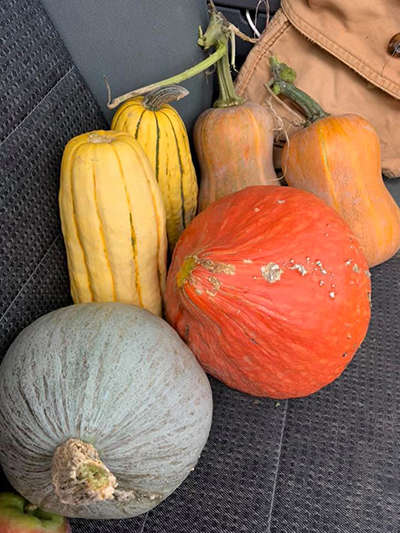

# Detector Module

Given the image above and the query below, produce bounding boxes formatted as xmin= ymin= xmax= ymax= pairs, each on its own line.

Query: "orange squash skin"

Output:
xmin=165 ymin=186 xmax=371 ymax=400
xmin=194 ymin=102 xmax=279 ymax=212
xmin=282 ymin=114 xmax=400 ymax=268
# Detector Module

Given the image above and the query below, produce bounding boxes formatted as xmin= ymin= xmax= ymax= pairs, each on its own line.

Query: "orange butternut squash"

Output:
xmin=269 ymin=56 xmax=400 ymax=268
xmin=194 ymin=98 xmax=279 ymax=212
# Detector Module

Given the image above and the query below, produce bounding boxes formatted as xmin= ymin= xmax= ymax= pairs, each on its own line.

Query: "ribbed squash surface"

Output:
xmin=111 ymin=97 xmax=198 ymax=250
xmin=59 ymin=130 xmax=167 ymax=316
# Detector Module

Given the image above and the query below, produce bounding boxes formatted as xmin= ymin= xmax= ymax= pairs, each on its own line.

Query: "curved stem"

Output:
xmin=143 ymin=85 xmax=189 ymax=111
xmin=52 ymin=439 xmax=116 ymax=505
xmin=106 ymin=42 xmax=226 ymax=109
xmin=106 ymin=4 xmax=248 ymax=111
xmin=267 ymin=55 xmax=329 ymax=125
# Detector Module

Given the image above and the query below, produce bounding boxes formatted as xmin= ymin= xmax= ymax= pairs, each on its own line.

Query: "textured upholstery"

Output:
xmin=1 ymin=1 xmax=400 ymax=532
xmin=0 ymin=0 xmax=107 ymax=357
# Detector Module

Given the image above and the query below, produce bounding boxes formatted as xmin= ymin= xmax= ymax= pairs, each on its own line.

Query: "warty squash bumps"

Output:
xmin=59 ymin=130 xmax=167 ymax=316
xmin=0 ymin=303 xmax=213 ymax=519
xmin=166 ymin=186 xmax=371 ymax=399
xmin=269 ymin=56 xmax=400 ymax=268
xmin=111 ymin=86 xmax=198 ymax=251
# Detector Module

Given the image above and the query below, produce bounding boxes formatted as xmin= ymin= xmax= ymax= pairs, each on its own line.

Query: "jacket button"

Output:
xmin=388 ymin=33 xmax=400 ymax=57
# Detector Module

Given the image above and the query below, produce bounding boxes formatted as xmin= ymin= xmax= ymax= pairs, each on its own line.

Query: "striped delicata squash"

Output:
xmin=59 ymin=130 xmax=167 ymax=316
xmin=111 ymin=85 xmax=198 ymax=251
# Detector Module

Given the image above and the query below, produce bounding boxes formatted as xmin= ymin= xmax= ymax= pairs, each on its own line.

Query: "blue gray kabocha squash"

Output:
xmin=0 ymin=303 xmax=213 ymax=519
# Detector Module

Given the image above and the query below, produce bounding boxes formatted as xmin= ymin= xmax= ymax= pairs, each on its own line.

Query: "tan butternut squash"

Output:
xmin=193 ymin=9 xmax=279 ymax=213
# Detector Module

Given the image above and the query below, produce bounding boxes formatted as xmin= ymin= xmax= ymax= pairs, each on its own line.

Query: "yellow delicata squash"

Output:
xmin=59 ymin=130 xmax=167 ymax=316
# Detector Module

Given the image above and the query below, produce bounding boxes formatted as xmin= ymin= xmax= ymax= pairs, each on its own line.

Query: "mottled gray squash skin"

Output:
xmin=0 ymin=303 xmax=213 ymax=519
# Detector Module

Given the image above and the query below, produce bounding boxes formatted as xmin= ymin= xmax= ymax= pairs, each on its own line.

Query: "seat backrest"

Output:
xmin=40 ymin=0 xmax=214 ymax=131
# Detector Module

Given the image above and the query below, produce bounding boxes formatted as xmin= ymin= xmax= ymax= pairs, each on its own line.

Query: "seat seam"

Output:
xmin=0 ymin=234 xmax=62 ymax=326
xmin=267 ymin=399 xmax=288 ymax=533
xmin=0 ymin=65 xmax=75 ymax=149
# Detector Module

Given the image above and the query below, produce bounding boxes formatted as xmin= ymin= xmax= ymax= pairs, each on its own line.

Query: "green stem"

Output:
xmin=106 ymin=5 xmax=242 ymax=110
xmin=214 ymin=45 xmax=244 ymax=108
xmin=267 ymin=55 xmax=329 ymax=125
xmin=106 ymin=44 xmax=225 ymax=109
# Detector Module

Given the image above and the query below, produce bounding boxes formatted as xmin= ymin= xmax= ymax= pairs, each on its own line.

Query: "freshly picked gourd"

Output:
xmin=268 ymin=56 xmax=400 ymax=268
xmin=193 ymin=7 xmax=279 ymax=212
xmin=165 ymin=185 xmax=371 ymax=399
xmin=59 ymin=130 xmax=167 ymax=316
xmin=0 ymin=303 xmax=213 ymax=519
xmin=111 ymin=86 xmax=198 ymax=251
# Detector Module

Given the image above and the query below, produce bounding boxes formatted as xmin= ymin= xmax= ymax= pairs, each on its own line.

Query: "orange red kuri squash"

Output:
xmin=269 ymin=56 xmax=400 ymax=268
xmin=165 ymin=185 xmax=371 ymax=399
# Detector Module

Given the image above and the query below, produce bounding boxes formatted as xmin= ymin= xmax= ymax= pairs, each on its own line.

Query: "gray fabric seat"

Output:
xmin=1 ymin=1 xmax=400 ymax=532
xmin=39 ymin=0 xmax=214 ymax=132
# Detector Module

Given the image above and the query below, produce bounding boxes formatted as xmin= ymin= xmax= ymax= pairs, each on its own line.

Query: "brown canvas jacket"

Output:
xmin=235 ymin=0 xmax=400 ymax=177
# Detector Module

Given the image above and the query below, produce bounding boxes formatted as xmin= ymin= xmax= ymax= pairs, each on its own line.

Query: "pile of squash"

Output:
xmin=1 ymin=1 xmax=399 ymax=524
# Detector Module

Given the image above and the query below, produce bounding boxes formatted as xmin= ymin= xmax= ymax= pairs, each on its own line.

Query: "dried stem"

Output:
xmin=52 ymin=439 xmax=116 ymax=506
xmin=143 ymin=85 xmax=189 ymax=111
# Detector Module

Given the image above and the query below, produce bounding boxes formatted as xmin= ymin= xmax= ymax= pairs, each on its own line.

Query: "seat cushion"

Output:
xmin=0 ymin=0 xmax=107 ymax=358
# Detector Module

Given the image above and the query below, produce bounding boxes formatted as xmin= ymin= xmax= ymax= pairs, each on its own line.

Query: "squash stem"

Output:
xmin=143 ymin=85 xmax=189 ymax=112
xmin=107 ymin=40 xmax=226 ymax=109
xmin=52 ymin=439 xmax=117 ymax=505
xmin=267 ymin=55 xmax=329 ymax=124
xmin=107 ymin=5 xmax=237 ymax=110
xmin=214 ymin=41 xmax=244 ymax=108
xmin=198 ymin=8 xmax=244 ymax=108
